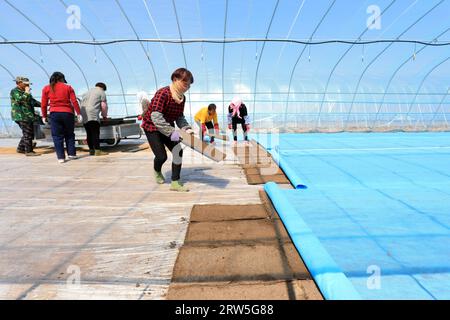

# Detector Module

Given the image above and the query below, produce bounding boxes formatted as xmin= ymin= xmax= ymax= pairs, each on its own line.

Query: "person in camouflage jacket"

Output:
xmin=10 ymin=76 xmax=41 ymax=156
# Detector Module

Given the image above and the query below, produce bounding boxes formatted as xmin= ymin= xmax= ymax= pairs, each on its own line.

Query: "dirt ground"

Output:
xmin=167 ymin=143 xmax=323 ymax=300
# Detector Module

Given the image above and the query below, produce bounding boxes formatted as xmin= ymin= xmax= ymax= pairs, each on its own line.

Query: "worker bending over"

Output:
xmin=80 ymin=82 xmax=109 ymax=156
xmin=194 ymin=103 xmax=220 ymax=145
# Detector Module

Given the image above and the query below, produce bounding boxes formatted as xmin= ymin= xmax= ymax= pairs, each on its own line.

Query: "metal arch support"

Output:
xmin=344 ymin=0 xmax=444 ymax=130
xmin=115 ymin=0 xmax=158 ymax=90
xmin=315 ymin=0 xmax=397 ymax=129
xmin=142 ymin=0 xmax=171 ymax=74
xmin=284 ymin=0 xmax=337 ymax=126
xmin=83 ymin=0 xmax=140 ymax=89
xmin=0 ymin=63 xmax=15 ymax=136
xmin=428 ymin=88 xmax=450 ymax=129
xmin=405 ymin=56 xmax=450 ymax=124
xmin=4 ymin=0 xmax=89 ymax=90
xmin=195 ymin=0 xmax=210 ymax=93
xmin=59 ymin=0 xmax=129 ymax=114
xmin=171 ymin=0 xmax=188 ymax=69
xmin=0 ymin=35 xmax=50 ymax=78
xmin=3 ymin=38 xmax=450 ymax=46
xmin=53 ymin=46 xmax=89 ymax=90
xmin=371 ymin=27 xmax=450 ymax=129
xmin=252 ymin=0 xmax=280 ymax=127
xmin=171 ymin=0 xmax=192 ymax=123
xmin=221 ymin=0 xmax=229 ymax=129
xmin=0 ymin=62 xmax=14 ymax=79
xmin=276 ymin=0 xmax=306 ymax=122
xmin=238 ymin=0 xmax=254 ymax=92
xmin=274 ymin=0 xmax=306 ymax=74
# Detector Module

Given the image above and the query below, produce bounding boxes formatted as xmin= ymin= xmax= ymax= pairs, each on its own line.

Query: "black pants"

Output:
xmin=232 ymin=118 xmax=248 ymax=141
xmin=84 ymin=121 xmax=100 ymax=150
xmin=145 ymin=130 xmax=183 ymax=181
xmin=50 ymin=112 xmax=76 ymax=159
xmin=198 ymin=121 xmax=215 ymax=143
xmin=16 ymin=121 xmax=34 ymax=152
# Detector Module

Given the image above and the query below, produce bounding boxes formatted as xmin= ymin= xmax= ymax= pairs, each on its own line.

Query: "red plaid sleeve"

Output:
xmin=151 ymin=87 xmax=169 ymax=113
xmin=142 ymin=87 xmax=170 ymax=132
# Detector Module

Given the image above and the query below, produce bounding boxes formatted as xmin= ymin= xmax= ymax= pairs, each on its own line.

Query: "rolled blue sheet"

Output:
xmin=270 ymin=148 xmax=306 ymax=189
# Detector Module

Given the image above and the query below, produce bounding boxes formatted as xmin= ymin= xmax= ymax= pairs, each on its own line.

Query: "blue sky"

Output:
xmin=0 ymin=0 xmax=449 ymax=119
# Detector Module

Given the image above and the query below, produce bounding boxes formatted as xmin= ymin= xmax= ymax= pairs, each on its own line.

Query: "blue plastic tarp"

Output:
xmin=259 ymin=132 xmax=450 ymax=300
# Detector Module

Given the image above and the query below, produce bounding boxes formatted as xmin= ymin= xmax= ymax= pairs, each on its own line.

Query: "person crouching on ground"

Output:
xmin=141 ymin=68 xmax=195 ymax=192
xmin=227 ymin=97 xmax=250 ymax=145
xmin=41 ymin=72 xmax=82 ymax=163
xmin=80 ymin=82 xmax=109 ymax=156
xmin=194 ymin=104 xmax=220 ymax=145
xmin=10 ymin=76 xmax=41 ymax=156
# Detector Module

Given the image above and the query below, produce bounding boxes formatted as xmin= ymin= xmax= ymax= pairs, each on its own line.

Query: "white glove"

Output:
xmin=184 ymin=128 xmax=194 ymax=135
xmin=77 ymin=114 xmax=83 ymax=123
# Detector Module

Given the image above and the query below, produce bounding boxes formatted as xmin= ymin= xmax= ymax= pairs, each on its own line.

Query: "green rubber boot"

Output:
xmin=154 ymin=171 xmax=165 ymax=184
xmin=170 ymin=180 xmax=189 ymax=192
xmin=95 ymin=150 xmax=109 ymax=156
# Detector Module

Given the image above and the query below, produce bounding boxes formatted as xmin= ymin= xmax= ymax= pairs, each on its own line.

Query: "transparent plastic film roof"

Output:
xmin=0 ymin=0 xmax=449 ymax=136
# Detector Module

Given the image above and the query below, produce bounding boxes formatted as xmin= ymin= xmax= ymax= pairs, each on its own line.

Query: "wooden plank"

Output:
xmin=260 ymin=167 xmax=284 ymax=175
xmin=246 ymin=174 xmax=264 ymax=185
xmin=241 ymin=163 xmax=274 ymax=169
xmin=179 ymin=131 xmax=226 ymax=162
xmin=244 ymin=168 xmax=259 ymax=175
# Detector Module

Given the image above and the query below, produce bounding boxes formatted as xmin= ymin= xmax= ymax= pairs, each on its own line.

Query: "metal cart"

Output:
xmin=37 ymin=117 xmax=142 ymax=147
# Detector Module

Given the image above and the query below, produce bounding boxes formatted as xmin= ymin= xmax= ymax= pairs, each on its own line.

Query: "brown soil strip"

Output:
xmin=190 ymin=204 xmax=268 ymax=222
xmin=172 ymin=244 xmax=298 ymax=282
xmin=232 ymin=140 xmax=291 ymax=186
xmin=168 ymin=280 xmax=322 ymax=300
xmin=171 ymin=241 xmax=311 ymax=283
xmin=168 ymin=202 xmax=322 ymax=299
xmin=167 ymin=142 xmax=322 ymax=300
xmin=184 ymin=219 xmax=290 ymax=245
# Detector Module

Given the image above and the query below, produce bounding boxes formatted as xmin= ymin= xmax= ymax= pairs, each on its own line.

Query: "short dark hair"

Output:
xmin=171 ymin=68 xmax=194 ymax=84
xmin=208 ymin=103 xmax=217 ymax=111
xmin=95 ymin=82 xmax=107 ymax=91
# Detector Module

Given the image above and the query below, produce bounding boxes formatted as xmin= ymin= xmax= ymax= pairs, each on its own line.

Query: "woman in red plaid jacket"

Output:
xmin=142 ymin=68 xmax=195 ymax=192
